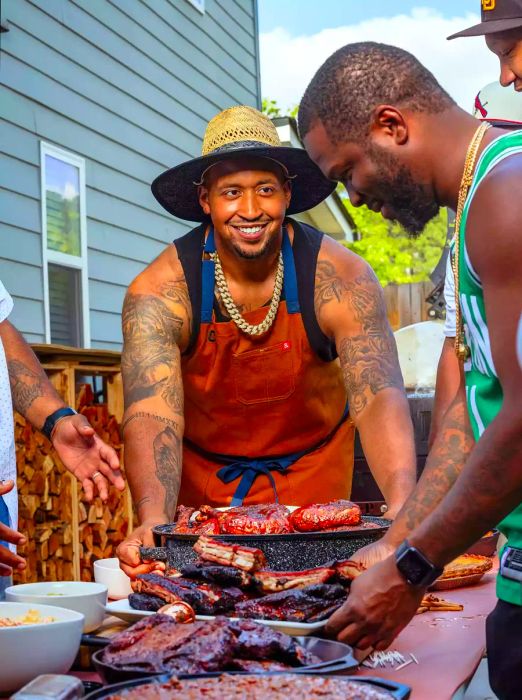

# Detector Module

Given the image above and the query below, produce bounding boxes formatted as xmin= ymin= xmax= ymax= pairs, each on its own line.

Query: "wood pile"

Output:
xmin=14 ymin=357 xmax=133 ymax=583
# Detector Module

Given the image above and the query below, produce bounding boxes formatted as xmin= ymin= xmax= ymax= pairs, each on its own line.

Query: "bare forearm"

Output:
xmin=356 ymin=388 xmax=416 ymax=514
xmin=384 ymin=387 xmax=474 ymax=546
xmin=122 ymin=410 xmax=184 ymax=523
xmin=411 ymin=405 xmax=522 ymax=565
xmin=429 ymin=338 xmax=460 ymax=449
xmin=0 ymin=320 xmax=65 ymax=426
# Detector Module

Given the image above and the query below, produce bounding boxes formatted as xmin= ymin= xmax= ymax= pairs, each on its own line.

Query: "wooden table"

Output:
xmin=357 ymin=569 xmax=497 ymax=699
xmin=73 ymin=569 xmax=498 ymax=699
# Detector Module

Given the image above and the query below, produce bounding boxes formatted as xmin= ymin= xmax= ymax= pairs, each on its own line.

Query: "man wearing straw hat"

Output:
xmin=117 ymin=105 xmax=416 ymax=578
xmin=299 ymin=42 xmax=522 ymax=697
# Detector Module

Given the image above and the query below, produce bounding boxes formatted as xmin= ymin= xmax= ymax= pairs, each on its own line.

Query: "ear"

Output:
xmin=369 ymin=105 xmax=409 ymax=145
xmin=198 ymin=185 xmax=211 ymax=215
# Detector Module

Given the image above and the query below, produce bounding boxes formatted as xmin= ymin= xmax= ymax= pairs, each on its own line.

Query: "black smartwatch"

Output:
xmin=395 ymin=540 xmax=443 ymax=587
xmin=42 ymin=407 xmax=77 ymax=441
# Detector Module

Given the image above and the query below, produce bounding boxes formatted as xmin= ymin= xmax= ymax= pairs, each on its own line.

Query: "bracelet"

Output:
xmin=42 ymin=407 xmax=77 ymax=441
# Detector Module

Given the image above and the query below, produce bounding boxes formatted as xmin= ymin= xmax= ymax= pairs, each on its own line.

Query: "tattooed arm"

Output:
xmin=315 ymin=242 xmax=416 ymax=519
xmin=117 ymin=249 xmax=191 ymax=577
xmin=0 ymin=320 xmax=123 ymax=501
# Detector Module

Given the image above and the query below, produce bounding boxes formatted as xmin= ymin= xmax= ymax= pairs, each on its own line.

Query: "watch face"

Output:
xmin=397 ymin=547 xmax=433 ymax=586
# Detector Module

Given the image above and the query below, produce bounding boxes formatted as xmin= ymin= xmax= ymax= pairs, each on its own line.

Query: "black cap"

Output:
xmin=448 ymin=0 xmax=522 ymax=39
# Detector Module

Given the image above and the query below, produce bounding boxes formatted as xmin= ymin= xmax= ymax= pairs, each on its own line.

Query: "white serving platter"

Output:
xmin=105 ymin=598 xmax=327 ymax=636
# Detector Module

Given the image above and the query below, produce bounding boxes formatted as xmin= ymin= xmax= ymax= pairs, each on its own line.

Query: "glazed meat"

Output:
xmin=102 ymin=616 xmax=321 ymax=676
xmin=216 ymin=504 xmax=292 ymax=535
xmin=102 ymin=615 xmax=236 ymax=674
xmin=253 ymin=565 xmax=335 ymax=593
xmin=228 ymin=659 xmax=292 ymax=672
xmin=229 ymin=618 xmax=320 ymax=666
xmin=334 ymin=559 xmax=366 ymax=585
xmin=128 ymin=593 xmax=166 ymax=612
xmin=289 ymin=499 xmax=362 ymax=532
xmin=180 ymin=561 xmax=252 ymax=588
xmin=171 ymin=505 xmax=220 ymax=535
xmin=194 ymin=536 xmax=267 ymax=572
xmin=234 ymin=583 xmax=347 ymax=622
xmin=133 ymin=573 xmax=247 ymax=614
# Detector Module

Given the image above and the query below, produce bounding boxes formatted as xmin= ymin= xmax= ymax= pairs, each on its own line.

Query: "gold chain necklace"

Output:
xmin=452 ymin=122 xmax=491 ymax=361
xmin=210 ymin=251 xmax=284 ymax=336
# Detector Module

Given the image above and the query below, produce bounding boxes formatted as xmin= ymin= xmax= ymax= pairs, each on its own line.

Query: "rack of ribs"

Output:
xmin=196 ymin=503 xmax=292 ymax=535
xmin=334 ymin=559 xmax=366 ymax=584
xmin=253 ymin=565 xmax=336 ymax=593
xmin=101 ymin=615 xmax=320 ymax=676
xmin=194 ymin=536 xmax=267 ymax=572
xmin=171 ymin=505 xmax=220 ymax=535
xmin=180 ymin=561 xmax=252 ymax=588
xmin=289 ymin=499 xmax=362 ymax=532
xmin=234 ymin=583 xmax=347 ymax=622
xmin=132 ymin=573 xmax=247 ymax=615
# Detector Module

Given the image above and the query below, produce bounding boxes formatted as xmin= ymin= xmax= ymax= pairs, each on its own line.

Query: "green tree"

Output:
xmin=262 ymin=98 xmax=298 ymax=120
xmin=342 ymin=195 xmax=447 ymax=286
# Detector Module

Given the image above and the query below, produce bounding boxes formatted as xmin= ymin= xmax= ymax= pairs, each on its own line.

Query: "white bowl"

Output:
xmin=93 ymin=558 xmax=132 ymax=600
xmin=5 ymin=581 xmax=107 ymax=633
xmin=0 ymin=601 xmax=84 ymax=694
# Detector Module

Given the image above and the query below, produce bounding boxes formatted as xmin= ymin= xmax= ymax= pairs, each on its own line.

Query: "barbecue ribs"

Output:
xmin=171 ymin=505 xmax=220 ymax=535
xmin=234 ymin=583 xmax=347 ymax=622
xmin=289 ymin=499 xmax=362 ymax=532
xmin=180 ymin=561 xmax=252 ymax=588
xmin=196 ymin=504 xmax=292 ymax=535
xmin=253 ymin=565 xmax=335 ymax=593
xmin=133 ymin=573 xmax=247 ymax=614
xmin=194 ymin=536 xmax=267 ymax=572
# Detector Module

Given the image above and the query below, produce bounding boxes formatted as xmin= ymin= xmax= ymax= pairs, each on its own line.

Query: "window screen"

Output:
xmin=48 ymin=264 xmax=82 ymax=347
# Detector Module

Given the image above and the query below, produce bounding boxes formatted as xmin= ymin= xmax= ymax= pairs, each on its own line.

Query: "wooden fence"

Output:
xmin=383 ymin=282 xmax=433 ymax=331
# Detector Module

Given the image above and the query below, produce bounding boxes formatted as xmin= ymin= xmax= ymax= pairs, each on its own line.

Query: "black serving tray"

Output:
xmin=85 ymin=672 xmax=411 ymax=699
xmin=150 ymin=515 xmax=389 ymax=571
xmin=91 ymin=635 xmax=358 ymax=684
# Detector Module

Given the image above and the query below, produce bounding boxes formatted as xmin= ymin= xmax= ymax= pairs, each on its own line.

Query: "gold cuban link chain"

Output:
xmin=452 ymin=122 xmax=491 ymax=362
xmin=210 ymin=250 xmax=284 ymax=336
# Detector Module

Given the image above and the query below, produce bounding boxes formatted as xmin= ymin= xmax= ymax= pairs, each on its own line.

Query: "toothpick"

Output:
xmin=395 ymin=658 xmax=414 ymax=671
xmin=410 ymin=653 xmax=419 ymax=664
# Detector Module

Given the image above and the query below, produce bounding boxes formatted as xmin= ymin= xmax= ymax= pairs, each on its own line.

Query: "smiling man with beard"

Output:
xmin=117 ymin=105 xmax=417 ymax=579
xmin=299 ymin=43 xmax=522 ymax=698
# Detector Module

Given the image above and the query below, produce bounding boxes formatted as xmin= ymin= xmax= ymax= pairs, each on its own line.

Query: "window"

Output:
xmin=40 ymin=143 xmax=90 ymax=347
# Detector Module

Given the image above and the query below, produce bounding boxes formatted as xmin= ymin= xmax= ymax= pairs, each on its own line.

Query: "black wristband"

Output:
xmin=42 ymin=407 xmax=77 ymax=441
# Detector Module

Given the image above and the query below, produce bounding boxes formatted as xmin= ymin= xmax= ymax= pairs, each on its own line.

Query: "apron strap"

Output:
xmin=200 ymin=226 xmax=300 ymax=324
xmin=186 ymin=403 xmax=350 ymax=506
xmin=201 ymin=226 xmax=216 ymax=324
xmin=281 ymin=226 xmax=300 ymax=314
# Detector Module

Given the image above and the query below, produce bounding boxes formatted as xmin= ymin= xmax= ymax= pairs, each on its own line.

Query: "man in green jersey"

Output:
xmin=299 ymin=42 xmax=522 ymax=699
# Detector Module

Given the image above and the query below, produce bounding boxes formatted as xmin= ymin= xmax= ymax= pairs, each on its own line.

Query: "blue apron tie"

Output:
xmin=186 ymin=403 xmax=350 ymax=506
xmin=200 ymin=225 xmax=300 ymax=325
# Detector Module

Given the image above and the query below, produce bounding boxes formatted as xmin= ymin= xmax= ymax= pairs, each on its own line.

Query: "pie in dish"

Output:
xmin=438 ymin=554 xmax=493 ymax=580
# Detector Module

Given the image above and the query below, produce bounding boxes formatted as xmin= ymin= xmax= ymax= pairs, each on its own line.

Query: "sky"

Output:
xmin=257 ymin=1 xmax=500 ymax=114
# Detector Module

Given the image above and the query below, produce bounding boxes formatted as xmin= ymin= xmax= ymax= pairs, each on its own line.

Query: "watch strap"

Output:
xmin=42 ymin=407 xmax=77 ymax=441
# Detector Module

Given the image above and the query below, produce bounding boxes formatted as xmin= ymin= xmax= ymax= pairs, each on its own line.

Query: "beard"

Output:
xmin=367 ymin=144 xmax=440 ymax=236
xmin=230 ymin=228 xmax=281 ymax=260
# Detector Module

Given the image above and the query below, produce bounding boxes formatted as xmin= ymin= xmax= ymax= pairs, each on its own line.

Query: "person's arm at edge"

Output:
xmin=428 ymin=337 xmax=461 ymax=449
xmin=315 ymin=241 xmax=416 ymax=518
xmin=117 ymin=254 xmax=189 ymax=577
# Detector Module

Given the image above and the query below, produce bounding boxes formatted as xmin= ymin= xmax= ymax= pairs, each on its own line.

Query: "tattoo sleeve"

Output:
xmin=318 ymin=266 xmax=403 ymax=418
xmin=153 ymin=426 xmax=182 ymax=522
xmin=386 ymin=389 xmax=475 ymax=544
xmin=121 ymin=292 xmax=184 ymax=414
xmin=8 ymin=359 xmax=49 ymax=415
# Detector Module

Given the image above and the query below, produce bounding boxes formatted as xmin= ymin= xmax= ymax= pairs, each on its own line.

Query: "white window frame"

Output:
xmin=40 ymin=142 xmax=91 ymax=348
xmin=185 ymin=0 xmax=205 ymax=13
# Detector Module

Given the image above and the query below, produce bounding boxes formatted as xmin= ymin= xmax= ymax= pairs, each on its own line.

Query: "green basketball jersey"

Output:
xmin=458 ymin=129 xmax=522 ymax=606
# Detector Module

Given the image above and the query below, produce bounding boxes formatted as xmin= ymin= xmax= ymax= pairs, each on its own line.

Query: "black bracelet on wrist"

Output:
xmin=42 ymin=407 xmax=77 ymax=441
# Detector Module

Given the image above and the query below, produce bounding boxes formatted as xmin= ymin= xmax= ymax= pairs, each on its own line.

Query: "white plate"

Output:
xmin=105 ymin=599 xmax=327 ymax=636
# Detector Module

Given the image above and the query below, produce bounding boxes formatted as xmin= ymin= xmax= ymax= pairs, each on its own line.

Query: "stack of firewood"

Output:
xmin=14 ymin=382 xmax=133 ymax=583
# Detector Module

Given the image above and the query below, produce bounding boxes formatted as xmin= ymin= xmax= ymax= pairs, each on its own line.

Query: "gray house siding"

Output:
xmin=0 ymin=0 xmax=260 ymax=350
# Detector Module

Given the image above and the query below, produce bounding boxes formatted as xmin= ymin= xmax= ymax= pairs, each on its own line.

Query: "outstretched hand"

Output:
xmin=0 ymin=480 xmax=26 ymax=576
xmin=326 ymin=555 xmax=425 ymax=650
xmin=51 ymin=414 xmax=125 ymax=502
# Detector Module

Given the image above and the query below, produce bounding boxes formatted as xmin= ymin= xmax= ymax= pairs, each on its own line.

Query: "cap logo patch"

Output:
xmin=482 ymin=0 xmax=496 ymax=10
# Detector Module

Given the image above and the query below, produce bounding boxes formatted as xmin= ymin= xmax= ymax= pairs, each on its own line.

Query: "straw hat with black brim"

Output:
xmin=151 ymin=105 xmax=336 ymax=223
xmin=447 ymin=0 xmax=522 ymax=39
